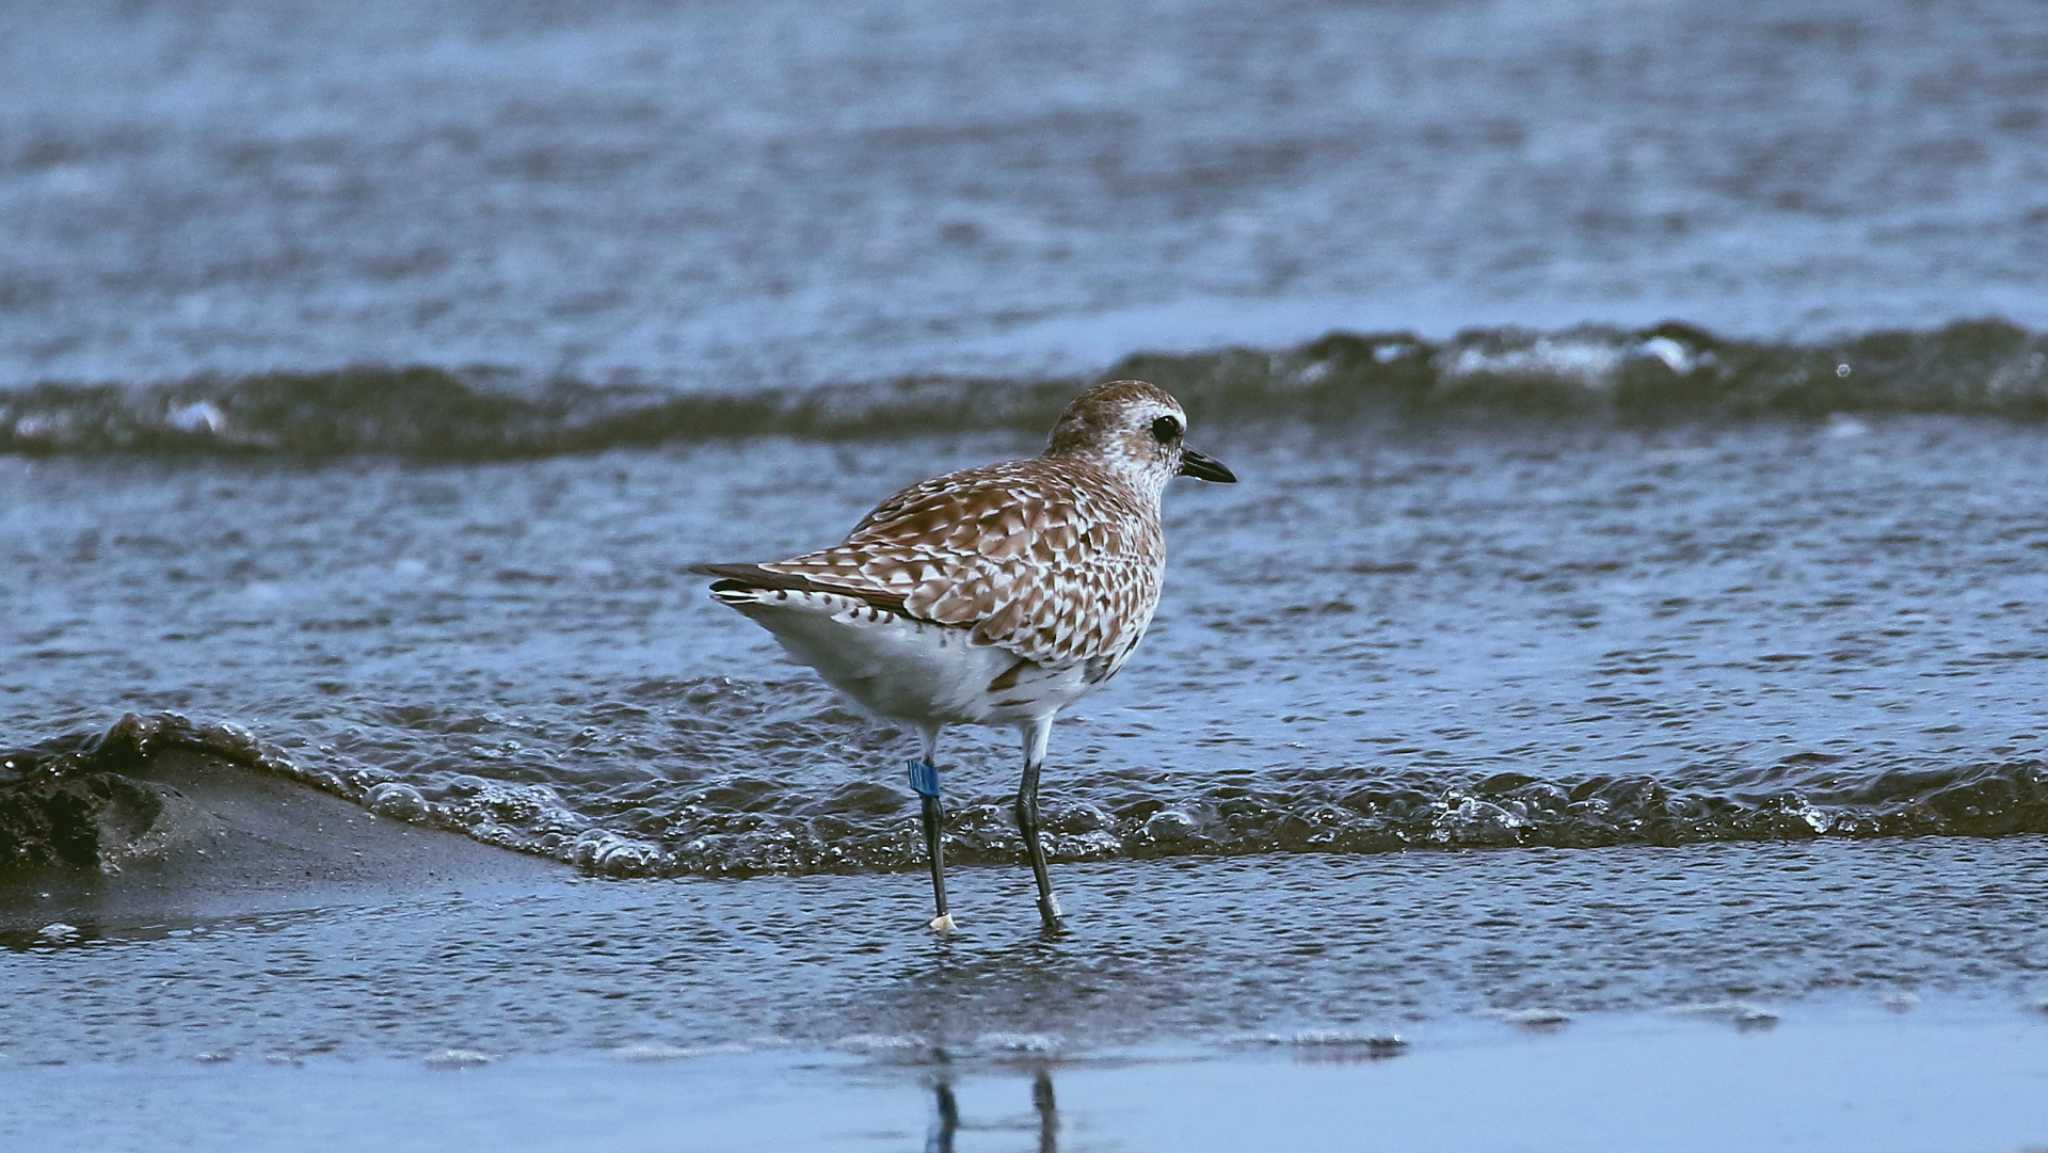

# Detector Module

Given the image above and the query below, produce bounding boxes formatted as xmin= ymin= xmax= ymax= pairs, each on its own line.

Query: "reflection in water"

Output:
xmin=925 ymin=1069 xmax=1058 ymax=1153
xmin=926 ymin=1081 xmax=958 ymax=1153
xmin=1032 ymin=1071 xmax=1057 ymax=1152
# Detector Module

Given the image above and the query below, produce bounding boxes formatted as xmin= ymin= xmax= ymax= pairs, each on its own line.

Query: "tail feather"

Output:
xmin=689 ymin=562 xmax=910 ymax=614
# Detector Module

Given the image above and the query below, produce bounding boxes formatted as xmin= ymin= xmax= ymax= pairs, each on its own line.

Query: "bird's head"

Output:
xmin=1042 ymin=380 xmax=1236 ymax=500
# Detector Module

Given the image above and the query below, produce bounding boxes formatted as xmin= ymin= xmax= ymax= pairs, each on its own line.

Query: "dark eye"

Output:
xmin=1150 ymin=415 xmax=1181 ymax=444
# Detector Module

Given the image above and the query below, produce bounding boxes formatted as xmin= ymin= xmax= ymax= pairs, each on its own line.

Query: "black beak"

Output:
xmin=1178 ymin=446 xmax=1237 ymax=483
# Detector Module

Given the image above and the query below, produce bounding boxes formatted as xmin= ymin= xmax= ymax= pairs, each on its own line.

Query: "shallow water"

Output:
xmin=8 ymin=842 xmax=2048 ymax=1064
xmin=8 ymin=1007 xmax=2047 ymax=1153
xmin=8 ymin=416 xmax=2047 ymax=873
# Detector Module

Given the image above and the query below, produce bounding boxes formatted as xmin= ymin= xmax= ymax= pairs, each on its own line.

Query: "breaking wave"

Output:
xmin=3 ymin=320 xmax=2044 ymax=459
xmin=5 ymin=713 xmax=2043 ymax=879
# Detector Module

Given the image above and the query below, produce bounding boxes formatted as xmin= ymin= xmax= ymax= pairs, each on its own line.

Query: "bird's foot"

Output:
xmin=929 ymin=913 xmax=957 ymax=934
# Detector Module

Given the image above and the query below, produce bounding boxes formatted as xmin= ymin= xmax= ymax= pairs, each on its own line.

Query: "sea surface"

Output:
xmin=5 ymin=0 xmax=2045 ymax=392
xmin=5 ymin=0 xmax=2048 ymax=1019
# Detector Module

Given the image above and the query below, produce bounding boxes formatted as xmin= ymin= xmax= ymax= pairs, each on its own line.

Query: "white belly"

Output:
xmin=717 ymin=588 xmax=1096 ymax=725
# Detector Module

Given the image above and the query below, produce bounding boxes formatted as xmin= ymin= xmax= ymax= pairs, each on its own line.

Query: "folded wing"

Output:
xmin=706 ymin=459 xmax=1162 ymax=669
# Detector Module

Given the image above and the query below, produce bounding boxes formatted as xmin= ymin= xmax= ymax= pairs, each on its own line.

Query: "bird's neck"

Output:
xmin=1042 ymin=450 xmax=1168 ymax=511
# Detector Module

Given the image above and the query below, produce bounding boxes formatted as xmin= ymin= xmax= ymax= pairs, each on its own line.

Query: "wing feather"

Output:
xmin=747 ymin=459 xmax=1162 ymax=667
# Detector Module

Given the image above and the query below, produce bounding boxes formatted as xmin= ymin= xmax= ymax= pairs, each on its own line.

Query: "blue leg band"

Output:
xmin=908 ymin=759 xmax=941 ymax=799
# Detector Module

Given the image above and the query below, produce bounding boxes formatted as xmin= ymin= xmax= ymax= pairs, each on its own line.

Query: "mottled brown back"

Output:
xmin=755 ymin=457 xmax=1165 ymax=669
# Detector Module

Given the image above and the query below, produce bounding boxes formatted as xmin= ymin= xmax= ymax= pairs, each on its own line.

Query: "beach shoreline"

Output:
xmin=6 ymin=759 xmax=2047 ymax=1150
xmin=0 ymin=747 xmax=563 ymax=929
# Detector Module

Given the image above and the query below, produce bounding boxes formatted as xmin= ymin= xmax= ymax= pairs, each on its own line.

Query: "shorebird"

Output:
xmin=693 ymin=380 xmax=1234 ymax=932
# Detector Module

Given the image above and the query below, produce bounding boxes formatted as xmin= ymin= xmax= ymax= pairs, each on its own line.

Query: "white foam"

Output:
xmin=423 ymin=1048 xmax=494 ymax=1069
xmin=569 ymin=829 xmax=673 ymax=875
xmin=1500 ymin=1008 xmax=1571 ymax=1029
xmin=1445 ymin=337 xmax=1629 ymax=387
xmin=975 ymin=1032 xmax=1063 ymax=1056
xmin=167 ymin=400 xmax=226 ymax=435
xmin=1256 ymin=1028 xmax=1408 ymax=1054
xmin=1666 ymin=1001 xmax=1780 ymax=1029
xmin=1633 ymin=335 xmax=1698 ymax=373
xmin=835 ymin=1033 xmax=928 ymax=1056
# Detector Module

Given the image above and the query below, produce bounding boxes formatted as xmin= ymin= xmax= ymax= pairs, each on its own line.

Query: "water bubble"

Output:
xmin=366 ymin=781 xmax=428 ymax=821
xmin=570 ymin=829 xmax=671 ymax=875
xmin=1835 ymin=363 xmax=1852 ymax=378
xmin=1142 ymin=808 xmax=1199 ymax=843
xmin=1431 ymin=795 xmax=1527 ymax=844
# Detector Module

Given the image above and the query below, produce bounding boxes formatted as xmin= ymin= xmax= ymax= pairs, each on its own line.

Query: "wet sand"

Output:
xmin=0 ymin=748 xmax=562 ymax=924
xmin=6 ymin=792 xmax=2046 ymax=1149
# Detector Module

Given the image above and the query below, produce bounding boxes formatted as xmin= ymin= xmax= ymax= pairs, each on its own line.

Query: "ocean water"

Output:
xmin=5 ymin=2 xmax=2048 ymax=922
xmin=7 ymin=412 xmax=2048 ymax=880
xmin=4 ymin=0 xmax=2045 ymax=392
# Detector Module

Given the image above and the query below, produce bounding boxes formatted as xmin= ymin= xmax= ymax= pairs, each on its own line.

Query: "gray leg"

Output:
xmin=921 ymin=791 xmax=950 ymax=930
xmin=1015 ymin=717 xmax=1063 ymax=930
xmin=915 ymin=726 xmax=954 ymax=932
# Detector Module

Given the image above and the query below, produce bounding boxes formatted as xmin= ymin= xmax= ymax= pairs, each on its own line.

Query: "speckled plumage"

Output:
xmin=700 ymin=381 xmax=1204 ymax=705
xmin=759 ymin=454 xmax=1164 ymax=676
xmin=693 ymin=379 xmax=1235 ymax=931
